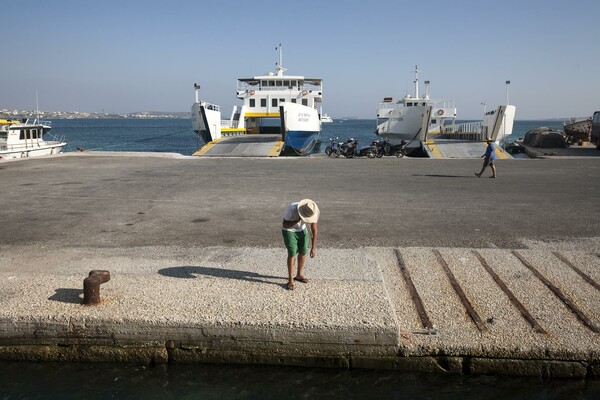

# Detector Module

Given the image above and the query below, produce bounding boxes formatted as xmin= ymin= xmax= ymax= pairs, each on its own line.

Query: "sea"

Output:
xmin=49 ymin=118 xmax=566 ymax=156
xmin=4 ymin=118 xmax=598 ymax=399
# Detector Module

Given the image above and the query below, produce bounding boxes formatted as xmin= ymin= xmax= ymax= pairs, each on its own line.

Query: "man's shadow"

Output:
xmin=412 ymin=174 xmax=469 ymax=178
xmin=158 ymin=266 xmax=283 ymax=287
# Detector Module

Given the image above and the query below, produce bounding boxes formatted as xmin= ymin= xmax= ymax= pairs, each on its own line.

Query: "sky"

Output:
xmin=2 ymin=0 xmax=599 ymax=120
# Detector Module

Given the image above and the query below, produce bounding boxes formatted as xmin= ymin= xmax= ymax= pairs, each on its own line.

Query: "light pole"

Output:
xmin=505 ymin=80 xmax=511 ymax=105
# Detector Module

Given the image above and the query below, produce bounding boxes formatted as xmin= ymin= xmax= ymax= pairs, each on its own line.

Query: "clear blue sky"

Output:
xmin=2 ymin=0 xmax=599 ymax=119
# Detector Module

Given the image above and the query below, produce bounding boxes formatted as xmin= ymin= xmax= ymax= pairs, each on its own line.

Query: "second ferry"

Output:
xmin=192 ymin=46 xmax=323 ymax=156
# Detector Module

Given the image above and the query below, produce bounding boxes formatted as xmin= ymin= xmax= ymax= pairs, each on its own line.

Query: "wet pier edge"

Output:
xmin=0 ymin=153 xmax=598 ymax=378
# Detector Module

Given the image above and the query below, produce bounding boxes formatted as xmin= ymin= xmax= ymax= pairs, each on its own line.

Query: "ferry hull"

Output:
xmin=482 ymin=105 xmax=516 ymax=144
xmin=191 ymin=102 xmax=222 ymax=143
xmin=376 ymin=106 xmax=432 ymax=148
xmin=280 ymin=103 xmax=321 ymax=155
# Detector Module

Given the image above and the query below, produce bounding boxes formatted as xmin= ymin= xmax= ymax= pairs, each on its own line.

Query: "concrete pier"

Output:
xmin=0 ymin=153 xmax=598 ymax=377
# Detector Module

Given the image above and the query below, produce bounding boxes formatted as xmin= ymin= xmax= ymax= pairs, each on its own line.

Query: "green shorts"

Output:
xmin=282 ymin=228 xmax=309 ymax=257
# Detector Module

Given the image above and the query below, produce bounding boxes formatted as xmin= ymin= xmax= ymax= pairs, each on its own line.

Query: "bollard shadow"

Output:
xmin=48 ymin=288 xmax=83 ymax=304
xmin=158 ymin=266 xmax=282 ymax=287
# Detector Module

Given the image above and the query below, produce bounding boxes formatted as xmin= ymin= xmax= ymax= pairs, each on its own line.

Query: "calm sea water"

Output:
xmin=15 ymin=118 xmax=595 ymax=399
xmin=1 ymin=361 xmax=598 ymax=399
xmin=50 ymin=118 xmax=566 ymax=156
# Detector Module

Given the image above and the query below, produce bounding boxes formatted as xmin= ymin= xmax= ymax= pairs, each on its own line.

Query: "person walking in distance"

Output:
xmin=281 ymin=199 xmax=319 ymax=290
xmin=475 ymin=139 xmax=497 ymax=178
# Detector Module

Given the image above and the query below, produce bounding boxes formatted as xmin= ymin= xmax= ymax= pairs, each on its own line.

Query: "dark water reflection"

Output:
xmin=0 ymin=361 xmax=598 ymax=399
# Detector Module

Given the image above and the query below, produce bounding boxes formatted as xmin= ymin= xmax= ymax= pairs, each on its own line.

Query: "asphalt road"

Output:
xmin=1 ymin=153 xmax=599 ymax=249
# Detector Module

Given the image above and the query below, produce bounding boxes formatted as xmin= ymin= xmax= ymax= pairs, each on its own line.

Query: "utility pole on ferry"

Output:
xmin=414 ymin=65 xmax=419 ymax=98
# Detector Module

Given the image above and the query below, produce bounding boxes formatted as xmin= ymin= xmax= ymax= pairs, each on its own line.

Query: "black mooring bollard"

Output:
xmin=83 ymin=270 xmax=111 ymax=305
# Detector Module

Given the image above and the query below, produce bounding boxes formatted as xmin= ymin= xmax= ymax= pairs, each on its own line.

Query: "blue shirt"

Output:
xmin=484 ymin=142 xmax=496 ymax=160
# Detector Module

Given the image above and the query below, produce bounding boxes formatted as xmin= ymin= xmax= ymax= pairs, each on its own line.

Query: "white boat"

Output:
xmin=320 ymin=111 xmax=333 ymax=123
xmin=0 ymin=118 xmax=67 ymax=160
xmin=191 ymin=45 xmax=322 ymax=155
xmin=376 ymin=66 xmax=450 ymax=154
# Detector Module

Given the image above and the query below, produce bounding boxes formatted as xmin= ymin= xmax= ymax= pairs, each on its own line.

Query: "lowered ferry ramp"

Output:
xmin=425 ymin=139 xmax=511 ymax=159
xmin=193 ymin=134 xmax=284 ymax=157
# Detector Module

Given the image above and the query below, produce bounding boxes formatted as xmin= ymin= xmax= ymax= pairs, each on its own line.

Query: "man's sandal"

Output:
xmin=286 ymin=282 xmax=295 ymax=290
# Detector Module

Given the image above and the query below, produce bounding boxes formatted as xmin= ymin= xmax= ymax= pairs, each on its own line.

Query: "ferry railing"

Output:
xmin=441 ymin=121 xmax=484 ymax=141
xmin=221 ymin=120 xmax=239 ymax=128
xmin=202 ymin=102 xmax=220 ymax=112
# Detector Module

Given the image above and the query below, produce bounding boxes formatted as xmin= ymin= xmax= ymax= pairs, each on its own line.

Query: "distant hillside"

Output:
xmin=1 ymin=109 xmax=191 ymax=119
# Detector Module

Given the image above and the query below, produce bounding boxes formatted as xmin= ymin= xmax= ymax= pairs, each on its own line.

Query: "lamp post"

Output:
xmin=505 ymin=80 xmax=511 ymax=105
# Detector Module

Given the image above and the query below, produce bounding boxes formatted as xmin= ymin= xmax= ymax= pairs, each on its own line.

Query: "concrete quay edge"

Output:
xmin=0 ymin=245 xmax=598 ymax=378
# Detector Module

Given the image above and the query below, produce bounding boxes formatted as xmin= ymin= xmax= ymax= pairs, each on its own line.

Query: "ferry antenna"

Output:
xmin=275 ymin=43 xmax=286 ymax=76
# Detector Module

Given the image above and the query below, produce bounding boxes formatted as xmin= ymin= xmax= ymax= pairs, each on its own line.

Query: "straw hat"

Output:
xmin=297 ymin=199 xmax=320 ymax=223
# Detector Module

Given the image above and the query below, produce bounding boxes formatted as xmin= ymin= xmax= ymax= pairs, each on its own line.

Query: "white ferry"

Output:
xmin=191 ymin=46 xmax=322 ymax=155
xmin=0 ymin=118 xmax=67 ymax=159
xmin=376 ymin=66 xmax=455 ymax=154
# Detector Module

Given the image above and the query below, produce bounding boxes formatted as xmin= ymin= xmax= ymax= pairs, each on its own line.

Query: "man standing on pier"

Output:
xmin=282 ymin=199 xmax=319 ymax=290
xmin=475 ymin=139 xmax=497 ymax=178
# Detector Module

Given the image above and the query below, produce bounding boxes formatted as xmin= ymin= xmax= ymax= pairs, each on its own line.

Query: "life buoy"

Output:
xmin=248 ymin=90 xmax=255 ymax=95
xmin=437 ymin=109 xmax=444 ymax=116
xmin=301 ymin=90 xmax=308 ymax=96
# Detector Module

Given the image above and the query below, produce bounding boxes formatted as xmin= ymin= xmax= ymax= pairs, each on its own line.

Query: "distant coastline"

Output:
xmin=1 ymin=109 xmax=575 ymax=121
xmin=0 ymin=109 xmax=190 ymax=119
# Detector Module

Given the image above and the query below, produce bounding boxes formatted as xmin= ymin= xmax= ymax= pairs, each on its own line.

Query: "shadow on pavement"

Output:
xmin=48 ymin=288 xmax=83 ymax=304
xmin=158 ymin=266 xmax=283 ymax=287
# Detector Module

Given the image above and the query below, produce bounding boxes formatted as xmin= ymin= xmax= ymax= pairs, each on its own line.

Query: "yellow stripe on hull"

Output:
xmin=243 ymin=112 xmax=281 ymax=118
xmin=221 ymin=128 xmax=246 ymax=133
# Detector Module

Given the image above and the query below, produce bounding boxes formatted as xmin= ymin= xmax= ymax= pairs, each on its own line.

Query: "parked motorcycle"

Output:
xmin=366 ymin=139 xmax=387 ymax=158
xmin=324 ymin=137 xmax=342 ymax=158
xmin=339 ymin=138 xmax=358 ymax=158
xmin=388 ymin=141 xmax=408 ymax=158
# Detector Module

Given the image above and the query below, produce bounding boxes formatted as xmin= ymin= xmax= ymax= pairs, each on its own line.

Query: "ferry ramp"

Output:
xmin=193 ymin=134 xmax=284 ymax=157
xmin=425 ymin=138 xmax=511 ymax=159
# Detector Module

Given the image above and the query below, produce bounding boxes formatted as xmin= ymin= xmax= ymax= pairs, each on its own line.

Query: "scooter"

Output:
xmin=324 ymin=137 xmax=342 ymax=157
xmin=388 ymin=141 xmax=408 ymax=158
xmin=366 ymin=139 xmax=388 ymax=158
xmin=339 ymin=138 xmax=358 ymax=158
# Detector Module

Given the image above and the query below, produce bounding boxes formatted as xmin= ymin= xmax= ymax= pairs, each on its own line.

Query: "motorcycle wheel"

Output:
xmin=334 ymin=149 xmax=340 ymax=158
xmin=346 ymin=152 xmax=355 ymax=159
xmin=395 ymin=151 xmax=405 ymax=158
xmin=366 ymin=150 xmax=376 ymax=159
xmin=325 ymin=146 xmax=332 ymax=156
xmin=376 ymin=150 xmax=384 ymax=158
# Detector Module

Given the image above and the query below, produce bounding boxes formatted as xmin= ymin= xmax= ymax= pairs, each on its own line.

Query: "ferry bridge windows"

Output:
xmin=249 ymin=99 xmax=255 ymax=107
xmin=279 ymin=98 xmax=285 ymax=104
xmin=276 ymin=81 xmax=283 ymax=87
xmin=291 ymin=99 xmax=296 ymax=103
xmin=302 ymin=99 xmax=308 ymax=106
xmin=261 ymin=99 xmax=267 ymax=107
xmin=272 ymin=98 xmax=278 ymax=107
